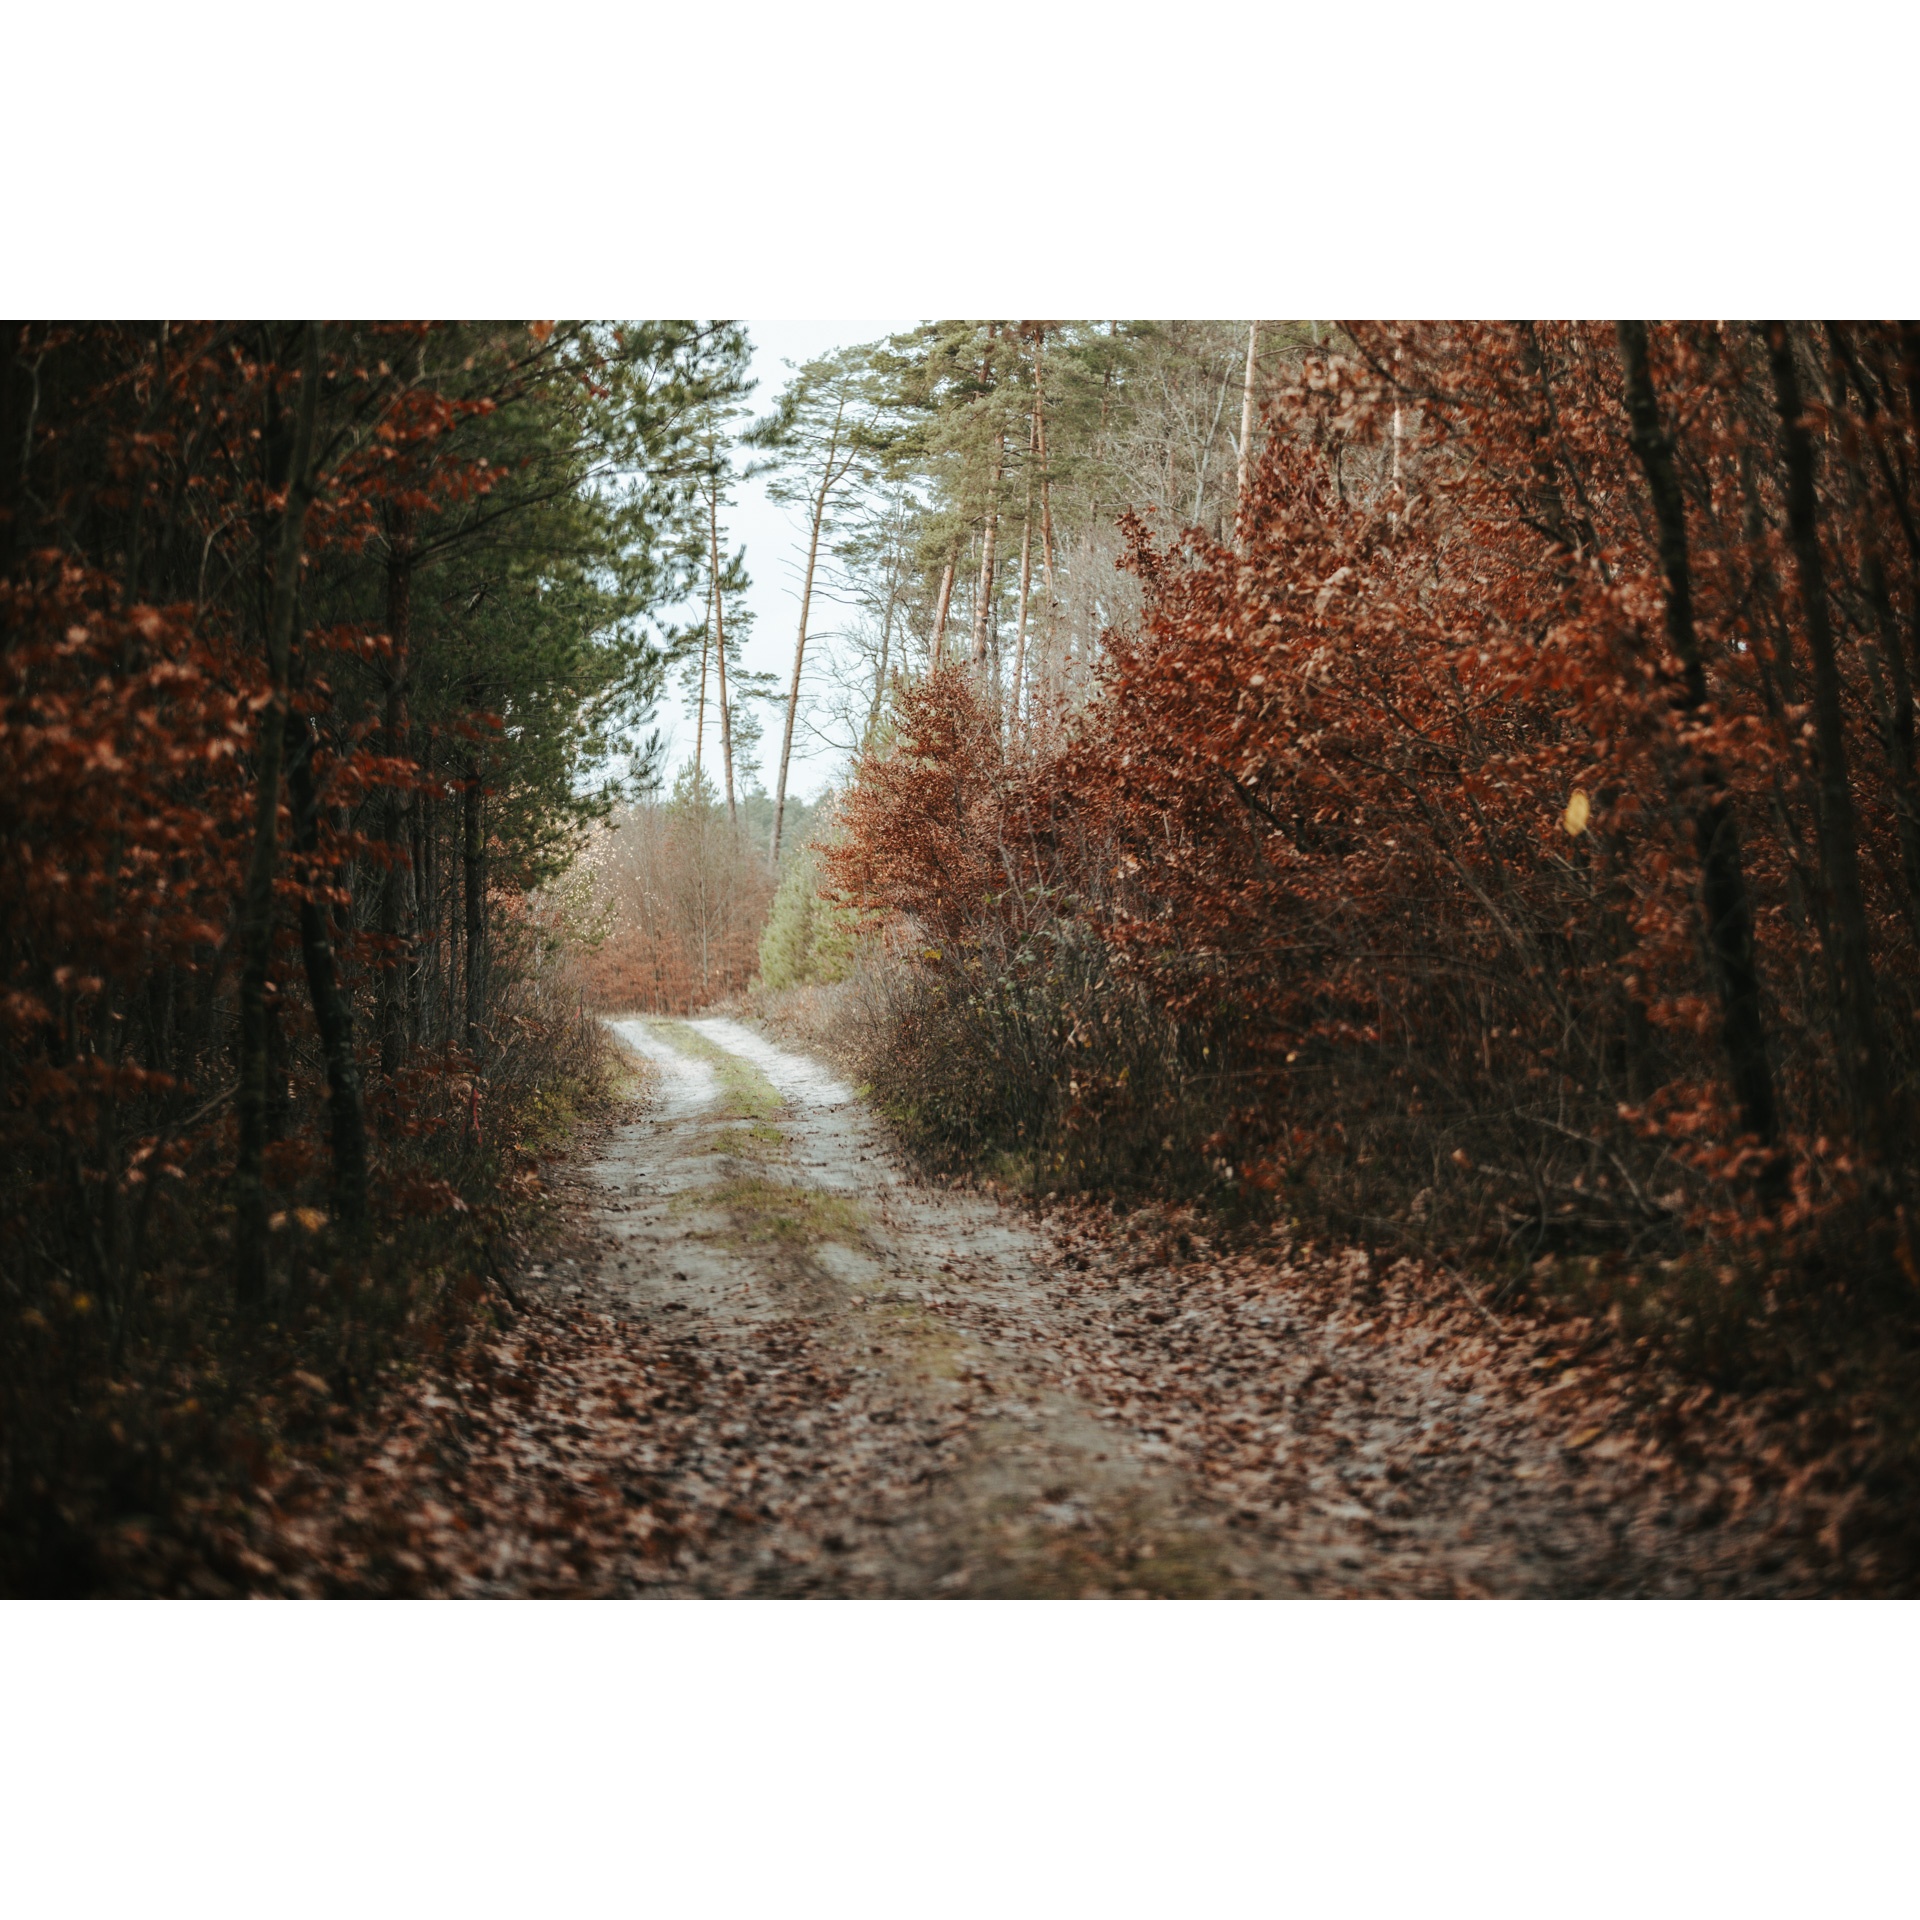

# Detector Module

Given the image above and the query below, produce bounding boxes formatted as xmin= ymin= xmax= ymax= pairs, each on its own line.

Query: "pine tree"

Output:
xmin=745 ymin=346 xmax=894 ymax=869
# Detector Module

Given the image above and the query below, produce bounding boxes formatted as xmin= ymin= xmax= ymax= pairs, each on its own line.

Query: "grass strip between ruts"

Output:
xmin=647 ymin=1019 xmax=783 ymax=1121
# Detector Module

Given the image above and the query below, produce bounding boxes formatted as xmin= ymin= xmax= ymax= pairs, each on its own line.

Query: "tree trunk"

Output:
xmin=1033 ymin=329 xmax=1061 ymax=727
xmin=930 ymin=548 xmax=957 ymax=665
xmin=447 ymin=808 xmax=462 ymax=1044
xmin=1762 ymin=320 xmax=1888 ymax=1129
xmin=288 ymin=712 xmax=369 ymax=1234
xmin=416 ymin=755 xmax=438 ymax=1045
xmin=377 ymin=501 xmax=416 ymax=1081
xmin=1065 ymin=519 xmax=1098 ymax=723
xmin=1826 ymin=324 xmax=1920 ymax=949
xmin=864 ymin=508 xmax=903 ymax=756
xmin=710 ymin=475 xmax=736 ymax=830
xmin=1037 ymin=338 xmax=1059 ymax=594
xmin=236 ymin=321 xmax=322 ymax=1304
xmin=463 ymin=758 xmax=486 ymax=1068
xmin=693 ymin=569 xmax=710 ymax=790
xmin=1012 ymin=426 xmax=1035 ymax=744
xmin=867 ymin=582 xmax=895 ymax=756
xmin=265 ymin=997 xmax=290 ymax=1145
xmin=771 ymin=400 xmax=844 ymax=870
xmin=0 ymin=323 xmax=32 ymax=580
xmin=971 ymin=432 xmax=1004 ymax=669
xmin=1616 ymin=320 xmax=1778 ymax=1146
xmin=1235 ymin=320 xmax=1259 ymax=537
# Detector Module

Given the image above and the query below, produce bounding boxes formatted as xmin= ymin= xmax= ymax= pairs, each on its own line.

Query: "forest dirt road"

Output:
xmin=499 ymin=1017 xmax=1801 ymax=1598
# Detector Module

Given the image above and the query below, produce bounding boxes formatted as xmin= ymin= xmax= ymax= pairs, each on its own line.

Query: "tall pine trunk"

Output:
xmin=236 ymin=322 xmax=321 ymax=1304
xmin=771 ymin=398 xmax=844 ymax=870
xmin=693 ymin=563 xmax=711 ymax=789
xmin=969 ymin=327 xmax=1001 ymax=672
xmin=710 ymin=474 xmax=736 ymax=829
xmin=1036 ymin=348 xmax=1059 ymax=597
xmin=930 ymin=548 xmax=957 ymax=665
xmin=865 ymin=563 xmax=897 ymax=757
xmin=971 ymin=434 xmax=1004 ymax=669
xmin=1035 ymin=330 xmax=1062 ymax=729
xmin=1616 ymin=321 xmax=1778 ymax=1146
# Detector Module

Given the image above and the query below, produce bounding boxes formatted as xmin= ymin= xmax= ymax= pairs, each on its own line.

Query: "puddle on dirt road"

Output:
xmin=562 ymin=1014 xmax=1253 ymax=1597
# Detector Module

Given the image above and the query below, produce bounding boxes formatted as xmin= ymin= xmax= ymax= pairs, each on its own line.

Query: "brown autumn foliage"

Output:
xmin=828 ymin=324 xmax=1920 ymax=1465
xmin=582 ymin=773 xmax=775 ymax=1014
xmin=12 ymin=316 xmax=1919 ymax=1594
xmin=0 ymin=320 xmax=743 ymax=1592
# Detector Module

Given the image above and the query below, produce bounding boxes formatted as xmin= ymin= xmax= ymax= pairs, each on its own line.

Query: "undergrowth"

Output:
xmin=0 ymin=1009 xmax=618 ymax=1597
xmin=772 ymin=923 xmax=1920 ymax=1588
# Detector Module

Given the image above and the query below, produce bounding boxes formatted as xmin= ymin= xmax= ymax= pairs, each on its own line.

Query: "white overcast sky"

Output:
xmin=645 ymin=318 xmax=912 ymax=803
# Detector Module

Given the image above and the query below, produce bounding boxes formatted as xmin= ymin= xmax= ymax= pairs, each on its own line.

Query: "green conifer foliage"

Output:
xmin=754 ymin=840 xmax=857 ymax=991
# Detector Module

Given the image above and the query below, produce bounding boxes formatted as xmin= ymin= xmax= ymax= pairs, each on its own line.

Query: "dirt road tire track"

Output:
xmin=501 ymin=1016 xmax=1805 ymax=1598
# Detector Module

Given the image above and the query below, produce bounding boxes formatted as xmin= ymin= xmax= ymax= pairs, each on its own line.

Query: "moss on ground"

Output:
xmin=673 ymin=1175 xmax=868 ymax=1251
xmin=694 ymin=1122 xmax=787 ymax=1164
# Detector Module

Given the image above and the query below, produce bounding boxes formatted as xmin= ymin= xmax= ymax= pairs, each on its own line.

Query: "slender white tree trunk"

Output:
xmin=866 ymin=577 xmax=897 ymax=755
xmin=1031 ymin=328 xmax=1060 ymax=739
xmin=971 ymin=436 xmax=1004 ymax=669
xmin=1235 ymin=319 xmax=1259 ymax=541
xmin=1011 ymin=412 xmax=1036 ymax=745
xmin=1037 ymin=411 xmax=1057 ymax=592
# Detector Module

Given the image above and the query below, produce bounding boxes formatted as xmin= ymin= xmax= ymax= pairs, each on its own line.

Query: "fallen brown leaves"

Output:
xmin=96 ymin=1284 xmax=986 ymax=1597
xmin=926 ymin=1198 xmax=1912 ymax=1597
xmin=94 ymin=1182 xmax=1912 ymax=1598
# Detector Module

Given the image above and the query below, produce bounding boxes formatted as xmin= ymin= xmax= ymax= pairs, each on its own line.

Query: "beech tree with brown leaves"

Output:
xmin=0 ymin=318 xmax=748 ymax=1588
xmin=828 ymin=321 xmax=1920 ymax=1406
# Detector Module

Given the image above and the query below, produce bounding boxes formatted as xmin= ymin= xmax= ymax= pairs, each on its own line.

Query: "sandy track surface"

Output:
xmin=496 ymin=1016 xmax=1802 ymax=1598
xmin=528 ymin=1016 xmax=1232 ymax=1595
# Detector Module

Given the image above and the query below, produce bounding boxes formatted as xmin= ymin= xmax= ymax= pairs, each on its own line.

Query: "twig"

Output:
xmin=1481 ymin=1148 xmax=1673 ymax=1225
xmin=178 ymin=1082 xmax=237 ymax=1131
xmin=1437 ymin=1260 xmax=1501 ymax=1329
xmin=1521 ymin=1111 xmax=1669 ymax=1220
